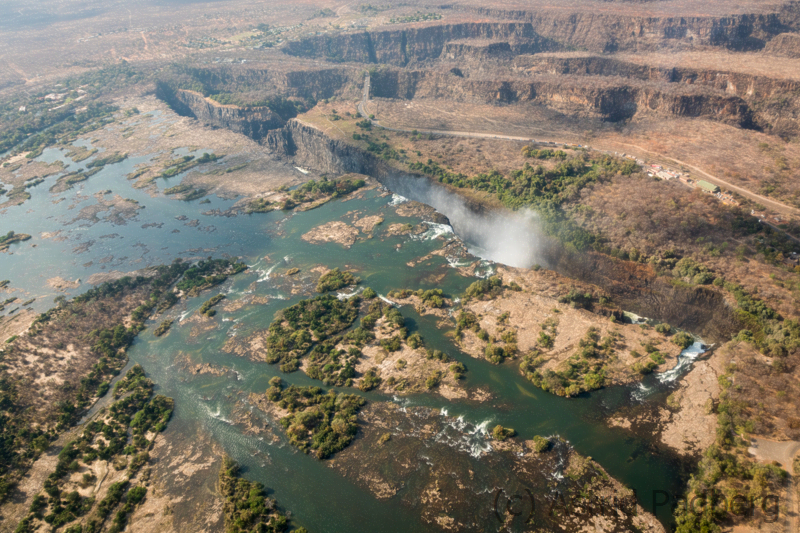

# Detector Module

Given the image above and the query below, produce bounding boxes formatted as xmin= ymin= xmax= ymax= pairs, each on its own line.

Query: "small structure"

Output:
xmin=656 ymin=170 xmax=677 ymax=180
xmin=696 ymin=180 xmax=720 ymax=193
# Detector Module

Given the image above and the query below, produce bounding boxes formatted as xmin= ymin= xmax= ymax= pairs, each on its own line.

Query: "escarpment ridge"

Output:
xmin=262 ymin=118 xmax=741 ymax=342
xmin=282 ymin=22 xmax=566 ymax=64
xmin=283 ymin=6 xmax=800 ymax=59
xmin=369 ymin=68 xmax=758 ymax=127
xmin=157 ymin=63 xmax=782 ymax=130
xmin=156 ymin=84 xmax=283 ymax=139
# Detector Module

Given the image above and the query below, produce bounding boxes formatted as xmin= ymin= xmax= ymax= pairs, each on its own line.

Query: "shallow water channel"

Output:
xmin=0 ymin=142 xmax=701 ymax=531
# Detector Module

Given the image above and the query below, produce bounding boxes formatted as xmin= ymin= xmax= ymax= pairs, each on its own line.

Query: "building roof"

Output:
xmin=696 ymin=180 xmax=720 ymax=193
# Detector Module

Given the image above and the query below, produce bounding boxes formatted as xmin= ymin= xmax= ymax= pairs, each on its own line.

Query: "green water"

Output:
xmin=0 ymin=138 xmax=694 ymax=531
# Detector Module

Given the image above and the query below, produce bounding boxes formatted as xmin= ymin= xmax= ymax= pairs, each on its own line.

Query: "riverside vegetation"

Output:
xmin=6 ymin=2 xmax=800 ymax=530
xmin=219 ymin=456 xmax=306 ymax=533
xmin=14 ymin=365 xmax=172 ymax=533
xmin=266 ymin=378 xmax=366 ymax=459
xmin=260 ymin=278 xmax=465 ymax=392
xmin=409 ymin=150 xmax=639 ymax=252
xmin=0 ymin=231 xmax=32 ymax=252
xmin=0 ymin=258 xmax=246 ymax=506
xmin=246 ymin=176 xmax=366 ymax=214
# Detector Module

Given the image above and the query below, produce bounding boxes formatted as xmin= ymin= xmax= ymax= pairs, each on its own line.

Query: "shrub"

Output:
xmin=416 ymin=288 xmax=445 ymax=308
xmin=672 ymin=332 xmax=694 ymax=349
xmin=559 ymin=289 xmax=596 ymax=309
xmin=449 ymin=362 xmax=466 ymax=379
xmin=380 ymin=336 xmax=402 ymax=352
xmin=425 ymin=371 xmax=442 ymax=389
xmin=359 ymin=368 xmax=381 ymax=391
xmin=362 ymin=287 xmax=376 ymax=299
xmin=492 ymin=425 xmax=516 ymax=441
xmin=693 ymin=272 xmax=715 ymax=285
xmin=654 ymin=323 xmax=671 ymax=335
xmin=406 ymin=333 xmax=423 ymax=349
xmin=464 ymin=276 xmax=503 ymax=300
xmin=531 ymin=435 xmax=550 ymax=453
xmin=537 ymin=332 xmax=554 ymax=349
xmin=271 ymin=386 xmax=366 ymax=458
xmin=484 ymin=344 xmax=507 ymax=364
xmin=316 ymin=268 xmax=359 ymax=293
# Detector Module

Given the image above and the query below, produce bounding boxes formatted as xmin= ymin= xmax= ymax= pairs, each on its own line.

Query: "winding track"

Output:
xmin=357 ymin=75 xmax=800 ymax=217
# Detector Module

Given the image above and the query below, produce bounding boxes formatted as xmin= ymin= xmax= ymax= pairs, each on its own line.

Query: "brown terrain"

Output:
xmin=3 ymin=0 xmax=800 ymax=531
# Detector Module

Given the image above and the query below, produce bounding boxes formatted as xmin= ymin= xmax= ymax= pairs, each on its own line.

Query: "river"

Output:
xmin=0 ymin=138 xmax=702 ymax=531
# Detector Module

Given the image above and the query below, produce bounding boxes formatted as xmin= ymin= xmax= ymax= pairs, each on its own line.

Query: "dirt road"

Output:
xmin=749 ymin=437 xmax=800 ymax=533
xmin=358 ymin=76 xmax=800 ymax=218
xmin=607 ymin=141 xmax=800 ymax=216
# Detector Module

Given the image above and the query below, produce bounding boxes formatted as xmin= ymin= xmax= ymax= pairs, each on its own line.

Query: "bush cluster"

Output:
xmin=269 ymin=383 xmax=366 ymax=459
xmin=316 ymin=268 xmax=360 ymax=293
xmin=521 ymin=328 xmax=615 ymax=396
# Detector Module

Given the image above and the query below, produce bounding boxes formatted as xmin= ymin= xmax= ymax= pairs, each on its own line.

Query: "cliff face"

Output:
xmin=268 ymin=119 xmax=739 ymax=341
xmin=282 ymin=23 xmax=564 ymax=65
xmin=552 ymin=250 xmax=740 ymax=342
xmin=283 ymin=9 xmax=798 ymax=60
xmin=520 ymin=56 xmax=800 ymax=100
xmin=446 ymin=6 xmax=799 ymax=52
xmin=267 ymin=119 xmax=396 ymax=178
xmin=764 ymin=32 xmax=800 ymax=57
xmin=156 ymin=84 xmax=283 ymax=140
xmin=370 ymin=69 xmax=757 ymax=127
xmin=159 ymin=67 xmax=361 ymax=103
xmin=517 ymin=55 xmax=800 ymax=132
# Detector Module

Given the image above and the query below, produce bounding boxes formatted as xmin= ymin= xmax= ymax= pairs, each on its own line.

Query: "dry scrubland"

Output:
xmin=369 ymin=98 xmax=800 ymax=208
xmin=3 ymin=0 xmax=800 ymax=531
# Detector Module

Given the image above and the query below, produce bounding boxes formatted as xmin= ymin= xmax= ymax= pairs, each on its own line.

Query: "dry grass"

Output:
xmin=362 ymin=95 xmax=800 ymax=212
xmin=719 ymin=340 xmax=800 ymax=441
xmin=2 ymin=286 xmax=150 ymax=428
xmin=457 ymin=265 xmax=682 ymax=383
xmin=566 ymin=173 xmax=800 ymax=319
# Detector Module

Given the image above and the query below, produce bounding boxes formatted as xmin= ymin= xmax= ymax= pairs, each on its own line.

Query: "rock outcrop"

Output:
xmin=448 ymin=5 xmax=800 ymax=52
xmin=283 ymin=7 xmax=800 ymax=60
xmin=282 ymin=23 xmax=565 ymax=64
xmin=267 ymin=118 xmax=740 ymax=341
xmin=764 ymin=32 xmax=800 ymax=57
xmin=370 ymin=68 xmax=757 ymax=127
xmin=155 ymin=84 xmax=283 ymax=140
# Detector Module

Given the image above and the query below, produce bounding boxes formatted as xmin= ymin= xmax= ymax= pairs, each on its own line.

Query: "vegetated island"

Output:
xmin=0 ymin=257 xmax=247 ymax=522
xmin=0 ymin=231 xmax=31 ymax=252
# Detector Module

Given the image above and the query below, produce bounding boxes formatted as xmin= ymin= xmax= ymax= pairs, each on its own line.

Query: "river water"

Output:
xmin=0 ymin=140 xmax=701 ymax=531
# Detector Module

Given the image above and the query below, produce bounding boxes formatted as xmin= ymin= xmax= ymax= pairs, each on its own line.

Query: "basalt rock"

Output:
xmin=446 ymin=5 xmax=800 ymax=52
xmin=265 ymin=119 xmax=470 ymax=222
xmin=369 ymin=68 xmax=757 ymax=127
xmin=550 ymin=249 xmax=740 ymax=343
xmin=284 ymin=9 xmax=800 ymax=60
xmin=282 ymin=23 xmax=565 ymax=65
xmin=764 ymin=32 xmax=800 ymax=57
xmin=270 ymin=119 xmax=741 ymax=342
xmin=156 ymin=83 xmax=283 ymax=140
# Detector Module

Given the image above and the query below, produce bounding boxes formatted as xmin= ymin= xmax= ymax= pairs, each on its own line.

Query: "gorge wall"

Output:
xmin=447 ymin=5 xmax=800 ymax=52
xmin=168 ymin=67 xmax=361 ymax=102
xmin=155 ymin=83 xmax=284 ymax=140
xmin=282 ymin=9 xmax=800 ymax=63
xmin=282 ymin=23 xmax=565 ymax=65
xmin=266 ymin=118 xmax=741 ymax=341
xmin=369 ymin=68 xmax=758 ymax=127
